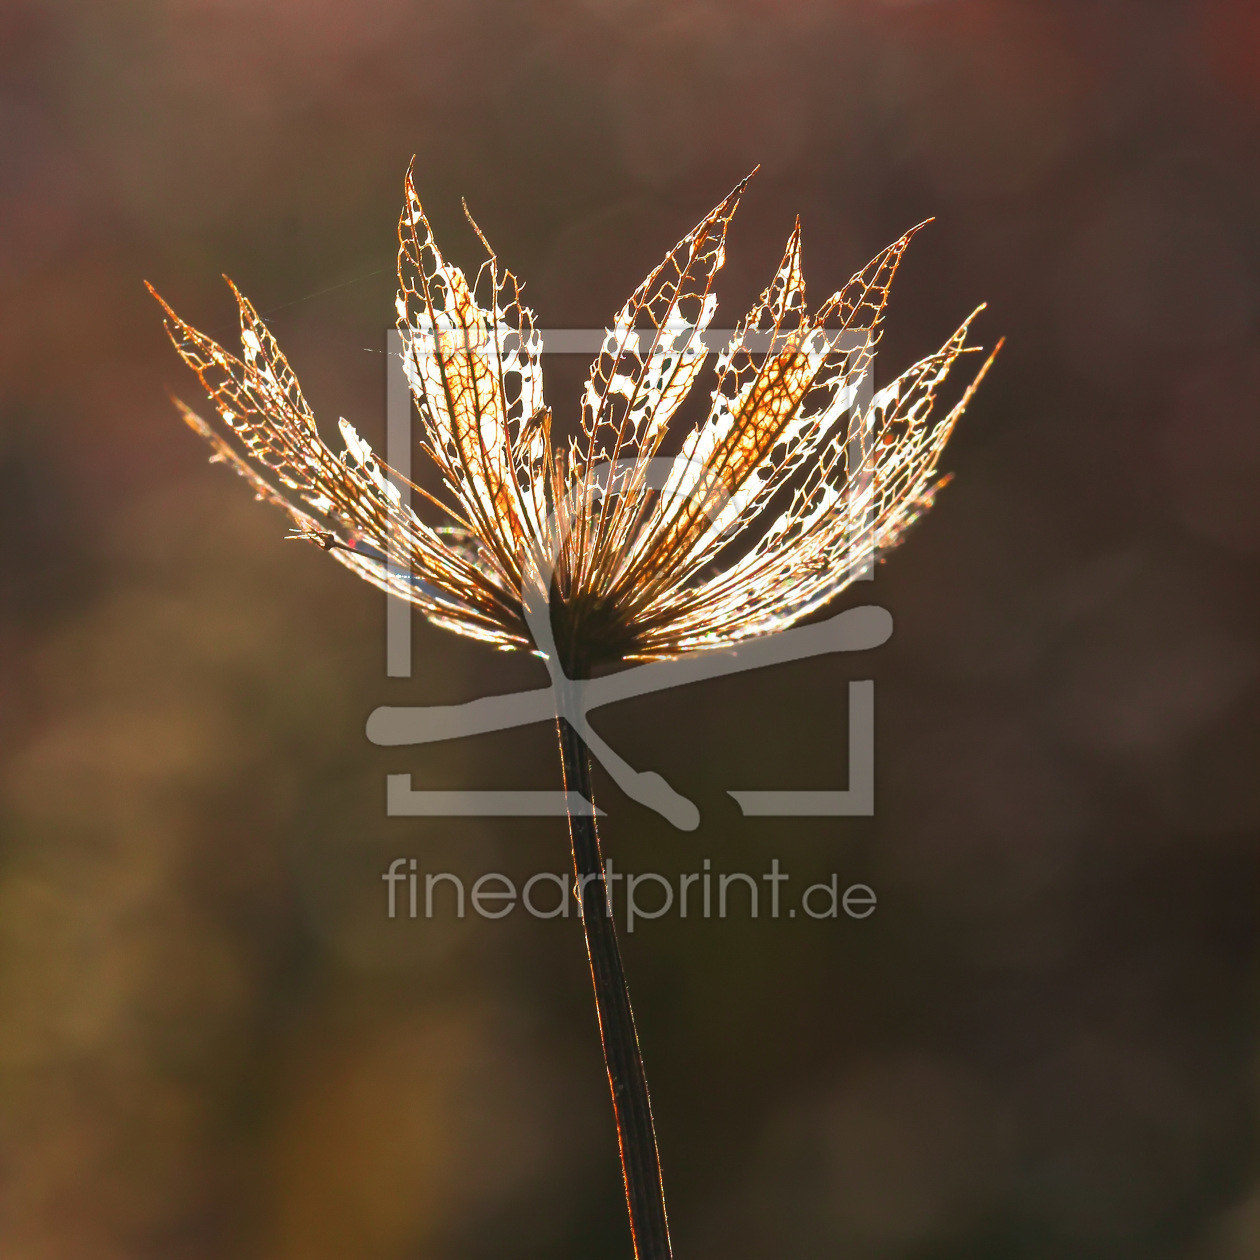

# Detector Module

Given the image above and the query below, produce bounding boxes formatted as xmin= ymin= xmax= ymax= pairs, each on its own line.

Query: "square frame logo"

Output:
xmin=365 ymin=328 xmax=888 ymax=830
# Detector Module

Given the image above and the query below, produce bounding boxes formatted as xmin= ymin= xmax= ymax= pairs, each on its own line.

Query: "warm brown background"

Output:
xmin=1 ymin=2 xmax=1257 ymax=1257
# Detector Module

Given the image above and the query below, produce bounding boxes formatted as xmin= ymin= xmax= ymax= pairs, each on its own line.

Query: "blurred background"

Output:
xmin=1 ymin=1 xmax=1257 ymax=1257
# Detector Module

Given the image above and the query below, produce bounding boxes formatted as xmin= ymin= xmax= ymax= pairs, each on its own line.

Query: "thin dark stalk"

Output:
xmin=556 ymin=716 xmax=672 ymax=1260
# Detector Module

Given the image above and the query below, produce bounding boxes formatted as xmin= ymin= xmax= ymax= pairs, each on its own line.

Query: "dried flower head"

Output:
xmin=149 ymin=165 xmax=998 ymax=675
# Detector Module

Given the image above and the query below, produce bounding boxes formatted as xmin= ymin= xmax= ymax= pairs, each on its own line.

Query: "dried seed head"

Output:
xmin=151 ymin=165 xmax=999 ymax=666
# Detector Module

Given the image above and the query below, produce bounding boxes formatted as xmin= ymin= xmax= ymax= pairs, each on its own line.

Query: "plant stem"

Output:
xmin=556 ymin=716 xmax=672 ymax=1260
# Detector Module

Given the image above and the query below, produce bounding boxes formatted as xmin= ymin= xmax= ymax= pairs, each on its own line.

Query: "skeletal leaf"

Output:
xmin=154 ymin=164 xmax=998 ymax=667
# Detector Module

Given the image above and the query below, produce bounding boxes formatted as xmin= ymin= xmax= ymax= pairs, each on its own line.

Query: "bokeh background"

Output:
xmin=1 ymin=1 xmax=1257 ymax=1257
